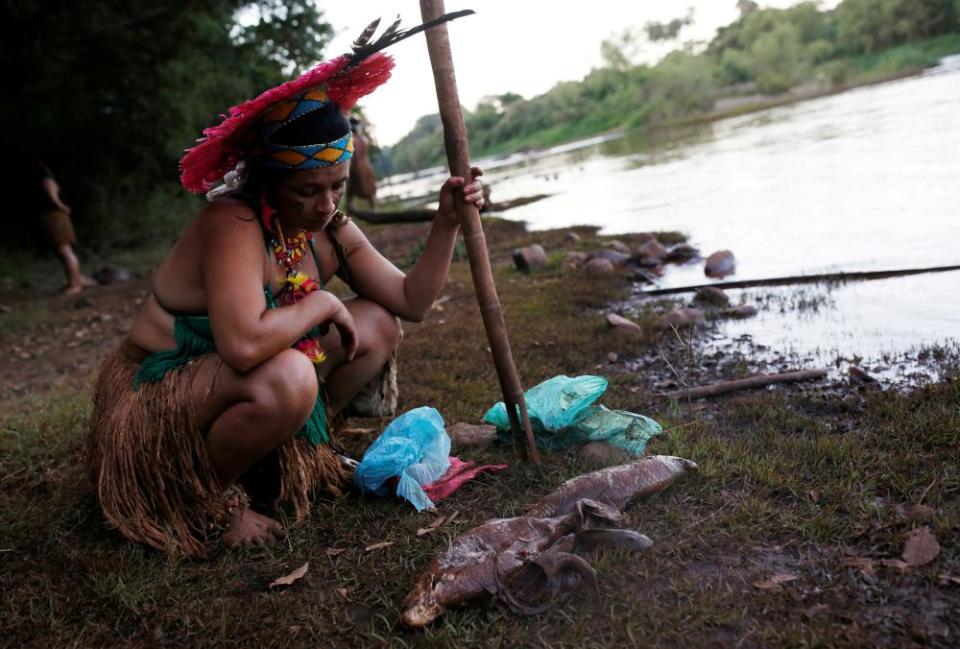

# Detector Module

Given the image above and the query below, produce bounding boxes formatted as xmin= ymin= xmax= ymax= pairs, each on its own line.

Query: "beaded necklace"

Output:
xmin=271 ymin=219 xmax=327 ymax=364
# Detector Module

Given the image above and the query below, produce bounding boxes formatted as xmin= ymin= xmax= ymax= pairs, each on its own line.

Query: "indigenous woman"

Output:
xmin=87 ymin=29 xmax=484 ymax=555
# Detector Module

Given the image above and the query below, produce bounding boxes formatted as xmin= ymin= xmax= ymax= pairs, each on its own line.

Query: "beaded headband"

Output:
xmin=255 ymin=87 xmax=354 ymax=171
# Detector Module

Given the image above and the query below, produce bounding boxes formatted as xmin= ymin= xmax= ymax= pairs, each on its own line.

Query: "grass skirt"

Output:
xmin=86 ymin=341 xmax=350 ymax=556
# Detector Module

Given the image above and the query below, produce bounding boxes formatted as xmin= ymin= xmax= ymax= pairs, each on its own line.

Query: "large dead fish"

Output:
xmin=525 ymin=454 xmax=698 ymax=518
xmin=401 ymin=455 xmax=696 ymax=627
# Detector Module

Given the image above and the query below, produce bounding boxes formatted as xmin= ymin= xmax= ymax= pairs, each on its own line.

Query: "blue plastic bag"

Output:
xmin=354 ymin=406 xmax=451 ymax=511
xmin=482 ymin=375 xmax=608 ymax=434
xmin=482 ymin=375 xmax=662 ymax=456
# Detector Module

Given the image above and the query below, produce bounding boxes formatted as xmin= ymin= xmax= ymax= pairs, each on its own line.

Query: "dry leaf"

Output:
xmin=879 ymin=558 xmax=911 ymax=572
xmin=841 ymin=557 xmax=876 ymax=578
xmin=808 ymin=489 xmax=820 ymax=503
xmin=902 ymin=526 xmax=940 ymax=567
xmin=417 ymin=515 xmax=447 ymax=537
xmin=323 ymin=547 xmax=346 ymax=557
xmin=753 ymin=573 xmax=798 ymax=590
xmin=335 ymin=587 xmax=351 ymax=601
xmin=894 ymin=504 xmax=936 ymax=522
xmin=937 ymin=574 xmax=960 ymax=587
xmin=365 ymin=541 xmax=395 ymax=551
xmin=269 ymin=562 xmax=309 ymax=589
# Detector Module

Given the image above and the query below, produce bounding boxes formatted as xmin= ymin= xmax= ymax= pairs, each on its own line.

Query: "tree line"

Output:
xmin=385 ymin=0 xmax=960 ymax=176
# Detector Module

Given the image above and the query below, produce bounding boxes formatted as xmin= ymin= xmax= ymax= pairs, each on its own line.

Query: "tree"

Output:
xmin=0 ymin=0 xmax=332 ymax=247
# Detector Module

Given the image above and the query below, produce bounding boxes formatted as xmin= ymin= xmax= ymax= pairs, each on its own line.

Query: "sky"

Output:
xmin=316 ymin=1 xmax=838 ymax=146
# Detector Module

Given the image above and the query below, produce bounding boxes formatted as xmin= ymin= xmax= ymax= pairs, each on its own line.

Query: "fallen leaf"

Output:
xmin=840 ymin=557 xmax=876 ymax=578
xmin=323 ymin=547 xmax=346 ymax=557
xmin=335 ymin=587 xmax=350 ymax=601
xmin=269 ymin=562 xmax=308 ymax=589
xmin=753 ymin=573 xmax=798 ymax=590
xmin=902 ymin=526 xmax=940 ymax=567
xmin=417 ymin=515 xmax=447 ymax=537
xmin=879 ymin=558 xmax=911 ymax=572
xmin=808 ymin=489 xmax=820 ymax=503
xmin=365 ymin=541 xmax=395 ymax=552
xmin=937 ymin=574 xmax=960 ymax=587
xmin=894 ymin=504 xmax=936 ymax=522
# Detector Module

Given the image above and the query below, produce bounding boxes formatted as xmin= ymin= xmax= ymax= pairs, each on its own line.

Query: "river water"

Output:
xmin=381 ymin=60 xmax=960 ymax=375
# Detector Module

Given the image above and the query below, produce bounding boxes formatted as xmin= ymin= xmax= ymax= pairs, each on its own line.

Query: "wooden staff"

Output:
xmin=419 ymin=0 xmax=540 ymax=464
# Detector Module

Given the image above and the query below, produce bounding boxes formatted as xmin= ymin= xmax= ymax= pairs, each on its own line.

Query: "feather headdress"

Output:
xmin=179 ymin=10 xmax=474 ymax=194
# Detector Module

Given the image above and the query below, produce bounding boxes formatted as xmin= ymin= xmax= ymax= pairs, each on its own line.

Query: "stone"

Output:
xmin=607 ymin=352 xmax=619 ymax=363
xmin=694 ymin=286 xmax=730 ymax=307
xmin=664 ymin=243 xmax=700 ymax=264
xmin=564 ymin=250 xmax=589 ymax=267
xmin=584 ymin=258 xmax=616 ymax=275
xmin=512 ymin=244 xmax=547 ymax=272
xmin=655 ymin=308 xmax=706 ymax=331
xmin=563 ymin=231 xmax=582 ymax=244
xmin=447 ymin=423 xmax=498 ymax=447
xmin=93 ymin=265 xmax=134 ymax=285
xmin=635 ymin=239 xmax=668 ymax=262
xmin=721 ymin=305 xmax=757 ymax=318
xmin=588 ymin=249 xmax=631 ymax=266
xmin=578 ymin=442 xmax=633 ymax=468
xmin=704 ymin=250 xmax=736 ymax=278
xmin=605 ymin=240 xmax=633 ymax=254
xmin=605 ymin=312 xmax=642 ymax=336
xmin=848 ymin=366 xmax=877 ymax=384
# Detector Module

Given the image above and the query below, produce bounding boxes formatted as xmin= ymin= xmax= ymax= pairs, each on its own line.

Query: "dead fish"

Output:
xmin=401 ymin=458 xmax=696 ymax=628
xmin=525 ymin=455 xmax=698 ymax=518
xmin=401 ymin=499 xmax=629 ymax=628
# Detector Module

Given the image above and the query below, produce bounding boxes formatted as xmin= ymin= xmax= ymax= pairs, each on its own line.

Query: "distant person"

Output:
xmin=346 ymin=116 xmax=378 ymax=212
xmin=27 ymin=159 xmax=94 ymax=294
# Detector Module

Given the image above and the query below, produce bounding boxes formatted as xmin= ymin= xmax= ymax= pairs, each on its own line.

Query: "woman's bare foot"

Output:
xmin=62 ymin=283 xmax=84 ymax=295
xmin=222 ymin=506 xmax=284 ymax=548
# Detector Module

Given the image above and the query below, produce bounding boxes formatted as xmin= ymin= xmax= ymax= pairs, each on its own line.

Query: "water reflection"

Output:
xmin=381 ymin=63 xmax=960 ymax=370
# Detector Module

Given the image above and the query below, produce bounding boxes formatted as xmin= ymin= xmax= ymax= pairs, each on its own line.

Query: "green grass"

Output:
xmin=1 ymin=221 xmax=958 ymax=647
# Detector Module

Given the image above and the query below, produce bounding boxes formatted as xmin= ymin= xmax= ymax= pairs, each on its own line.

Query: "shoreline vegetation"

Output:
xmin=383 ymin=14 xmax=960 ymax=176
xmin=1 ymin=219 xmax=957 ymax=647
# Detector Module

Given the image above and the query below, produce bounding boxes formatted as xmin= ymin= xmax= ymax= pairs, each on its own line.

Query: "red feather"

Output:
xmin=179 ymin=53 xmax=394 ymax=193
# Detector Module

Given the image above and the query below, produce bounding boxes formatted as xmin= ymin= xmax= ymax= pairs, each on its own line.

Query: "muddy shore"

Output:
xmin=1 ymin=218 xmax=957 ymax=648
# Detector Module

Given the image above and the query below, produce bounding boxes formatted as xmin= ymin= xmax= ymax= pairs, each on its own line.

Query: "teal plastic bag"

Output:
xmin=567 ymin=405 xmax=662 ymax=456
xmin=354 ymin=406 xmax=451 ymax=511
xmin=482 ymin=375 xmax=608 ymax=434
xmin=482 ymin=375 xmax=662 ymax=456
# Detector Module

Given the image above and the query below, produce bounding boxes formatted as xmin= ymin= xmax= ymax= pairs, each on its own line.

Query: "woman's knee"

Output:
xmin=359 ymin=301 xmax=401 ymax=354
xmin=253 ymin=349 xmax=318 ymax=419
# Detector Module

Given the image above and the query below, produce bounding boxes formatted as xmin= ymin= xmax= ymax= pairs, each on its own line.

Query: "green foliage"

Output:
xmin=385 ymin=0 xmax=960 ymax=176
xmin=0 ymin=0 xmax=332 ymax=249
xmin=835 ymin=0 xmax=958 ymax=54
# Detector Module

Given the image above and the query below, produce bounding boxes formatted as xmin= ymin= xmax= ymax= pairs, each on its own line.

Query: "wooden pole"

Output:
xmin=643 ymin=264 xmax=960 ymax=297
xmin=419 ymin=0 xmax=539 ymax=464
xmin=661 ymin=369 xmax=827 ymax=400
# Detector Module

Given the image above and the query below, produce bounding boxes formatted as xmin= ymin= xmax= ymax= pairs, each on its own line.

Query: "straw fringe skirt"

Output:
xmin=87 ymin=341 xmax=351 ymax=556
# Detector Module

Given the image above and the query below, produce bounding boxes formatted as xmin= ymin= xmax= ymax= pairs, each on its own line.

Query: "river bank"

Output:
xmin=1 ymin=217 xmax=957 ymax=647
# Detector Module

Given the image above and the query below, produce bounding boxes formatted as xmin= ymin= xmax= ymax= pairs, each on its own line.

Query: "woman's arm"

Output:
xmin=200 ymin=203 xmax=357 ymax=372
xmin=336 ymin=170 xmax=485 ymax=322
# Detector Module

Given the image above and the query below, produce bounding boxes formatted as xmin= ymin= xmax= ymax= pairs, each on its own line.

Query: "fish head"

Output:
xmin=401 ymin=574 xmax=443 ymax=628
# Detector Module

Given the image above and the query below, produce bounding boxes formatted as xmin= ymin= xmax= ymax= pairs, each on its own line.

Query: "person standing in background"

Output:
xmin=28 ymin=159 xmax=94 ymax=294
xmin=346 ymin=117 xmax=378 ymax=213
